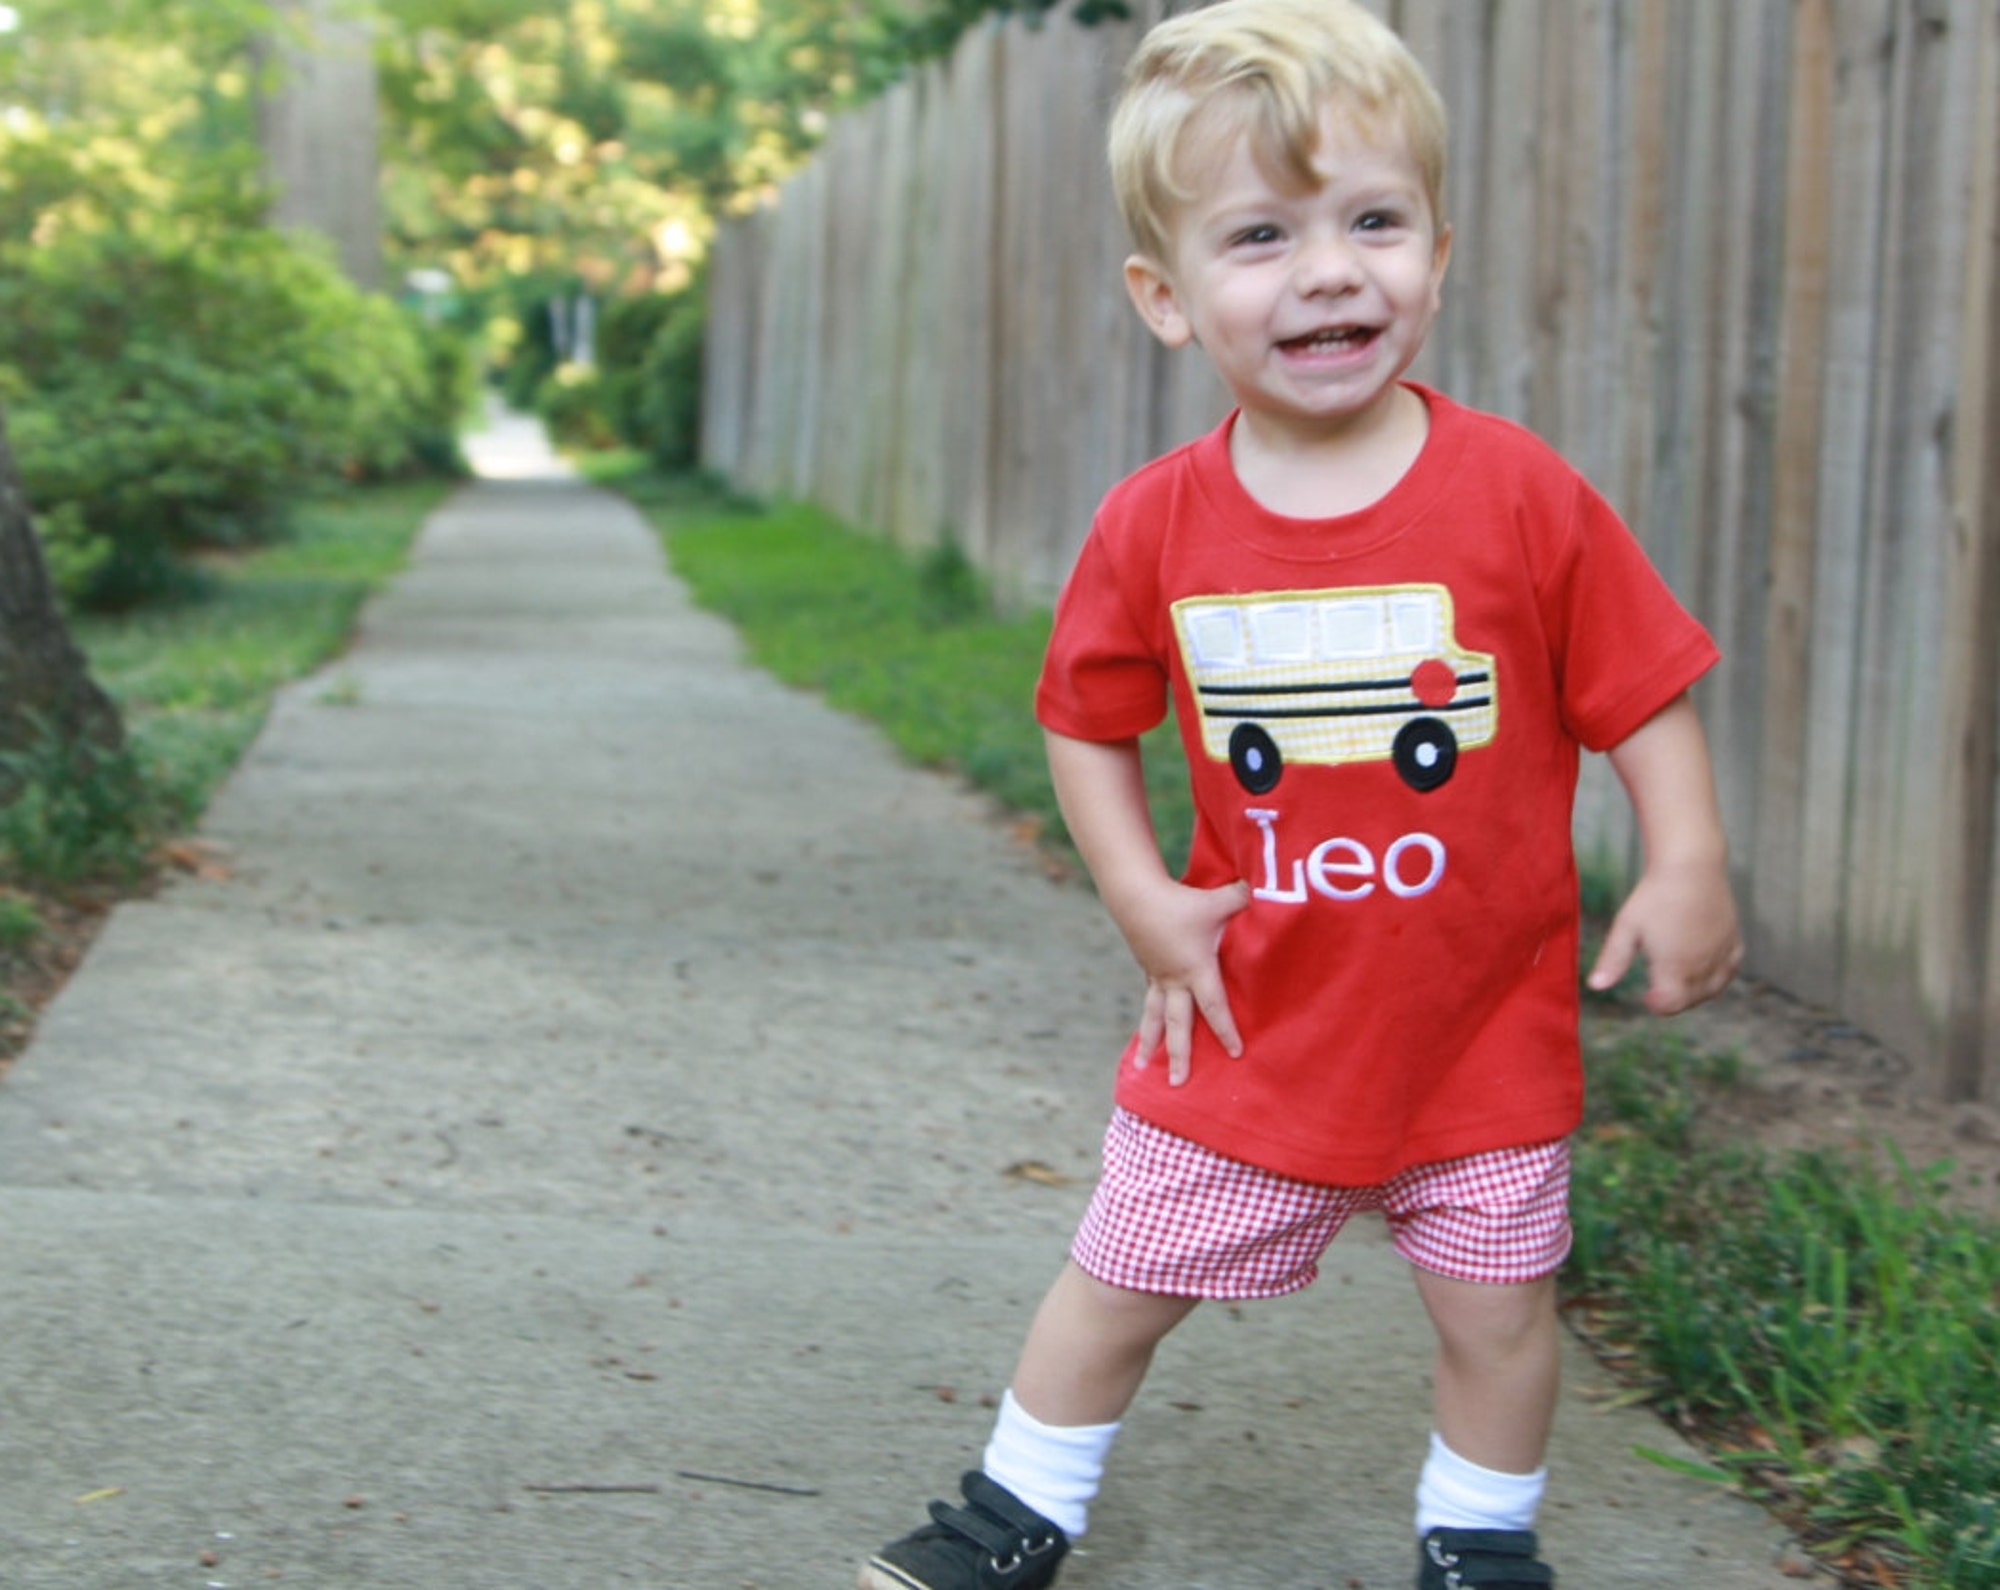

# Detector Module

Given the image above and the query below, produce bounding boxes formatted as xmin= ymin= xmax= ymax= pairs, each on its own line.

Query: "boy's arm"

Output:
xmin=1587 ymin=693 xmax=1743 ymax=1014
xmin=1045 ymin=729 xmax=1249 ymax=1084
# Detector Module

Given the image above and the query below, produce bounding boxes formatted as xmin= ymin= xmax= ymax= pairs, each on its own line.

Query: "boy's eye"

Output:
xmin=1356 ymin=210 xmax=1404 ymax=234
xmin=1230 ymin=223 xmax=1282 ymax=248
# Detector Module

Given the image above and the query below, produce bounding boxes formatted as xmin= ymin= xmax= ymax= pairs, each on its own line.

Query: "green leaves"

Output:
xmin=0 ymin=221 xmax=441 ymax=605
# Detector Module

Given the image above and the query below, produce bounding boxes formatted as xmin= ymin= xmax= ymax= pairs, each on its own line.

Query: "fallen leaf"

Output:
xmin=159 ymin=840 xmax=232 ymax=881
xmin=1003 ymin=1160 xmax=1072 ymax=1187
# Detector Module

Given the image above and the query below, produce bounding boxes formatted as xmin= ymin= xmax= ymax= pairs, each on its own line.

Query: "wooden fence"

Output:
xmin=703 ymin=0 xmax=2000 ymax=1101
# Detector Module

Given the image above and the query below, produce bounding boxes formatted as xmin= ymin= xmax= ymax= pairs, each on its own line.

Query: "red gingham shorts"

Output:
xmin=1071 ymin=1109 xmax=1572 ymax=1300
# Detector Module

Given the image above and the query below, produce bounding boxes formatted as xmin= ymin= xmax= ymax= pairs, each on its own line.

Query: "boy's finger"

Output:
xmin=1134 ymin=985 xmax=1165 ymax=1070
xmin=1164 ymin=989 xmax=1195 ymax=1085
xmin=1643 ymin=951 xmax=1730 ymax=1016
xmin=1197 ymin=981 xmax=1243 ymax=1059
xmin=1643 ymin=963 xmax=1706 ymax=1016
xmin=1586 ymin=920 xmax=1635 ymax=993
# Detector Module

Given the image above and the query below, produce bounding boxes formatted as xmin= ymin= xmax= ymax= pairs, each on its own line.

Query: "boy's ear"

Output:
xmin=1429 ymin=223 xmax=1454 ymax=306
xmin=1123 ymin=254 xmax=1194 ymax=349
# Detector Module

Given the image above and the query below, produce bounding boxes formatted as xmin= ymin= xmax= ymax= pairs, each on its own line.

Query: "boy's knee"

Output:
xmin=1056 ymin=1261 xmax=1198 ymax=1343
xmin=1415 ymin=1270 xmax=1557 ymax=1356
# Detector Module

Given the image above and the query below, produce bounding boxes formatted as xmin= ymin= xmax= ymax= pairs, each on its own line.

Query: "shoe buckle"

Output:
xmin=990 ymin=1531 xmax=1058 ymax=1575
xmin=1426 ymin=1537 xmax=1465 ymax=1589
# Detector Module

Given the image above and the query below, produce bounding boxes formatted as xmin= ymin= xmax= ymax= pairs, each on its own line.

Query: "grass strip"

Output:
xmin=1570 ymin=1028 xmax=2000 ymax=1589
xmin=78 ymin=480 xmax=453 ymax=826
xmin=621 ymin=465 xmax=2000 ymax=1590
xmin=2 ymin=478 xmax=450 ymax=892
xmin=608 ymin=461 xmax=1195 ymax=869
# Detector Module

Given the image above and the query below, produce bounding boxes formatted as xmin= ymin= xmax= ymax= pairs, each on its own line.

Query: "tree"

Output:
xmin=0 ymin=399 xmax=122 ymax=798
xmin=255 ymin=0 xmax=385 ymax=289
xmin=370 ymin=0 xmax=1044 ymax=295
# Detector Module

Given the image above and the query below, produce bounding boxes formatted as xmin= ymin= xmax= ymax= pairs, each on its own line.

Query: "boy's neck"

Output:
xmin=1227 ymin=383 xmax=1431 ymax=520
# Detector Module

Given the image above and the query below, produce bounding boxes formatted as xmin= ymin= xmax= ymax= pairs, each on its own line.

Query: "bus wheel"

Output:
xmin=1393 ymin=717 xmax=1458 ymax=791
xmin=1229 ymin=723 xmax=1283 ymax=794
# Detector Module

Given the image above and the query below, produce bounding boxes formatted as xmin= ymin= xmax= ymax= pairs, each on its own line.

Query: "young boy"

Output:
xmin=862 ymin=3 xmax=1742 ymax=1587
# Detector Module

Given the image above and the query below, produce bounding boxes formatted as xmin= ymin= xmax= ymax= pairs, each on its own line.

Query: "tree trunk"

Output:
xmin=253 ymin=0 xmax=384 ymax=292
xmin=0 ymin=400 xmax=123 ymax=801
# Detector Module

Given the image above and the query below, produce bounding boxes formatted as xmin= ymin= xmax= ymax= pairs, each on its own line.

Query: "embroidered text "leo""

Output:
xmin=1245 ymin=808 xmax=1446 ymax=904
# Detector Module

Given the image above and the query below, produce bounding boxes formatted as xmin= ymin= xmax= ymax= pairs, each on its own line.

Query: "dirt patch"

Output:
xmin=1590 ymin=973 xmax=2000 ymax=1223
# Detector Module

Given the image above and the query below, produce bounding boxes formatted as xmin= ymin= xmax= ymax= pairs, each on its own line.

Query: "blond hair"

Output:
xmin=1109 ymin=0 xmax=1448 ymax=261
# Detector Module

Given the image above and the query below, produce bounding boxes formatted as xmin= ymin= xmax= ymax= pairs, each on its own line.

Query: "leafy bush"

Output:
xmin=534 ymin=363 xmax=620 ymax=451
xmin=634 ymin=282 xmax=705 ymax=470
xmin=522 ymin=277 xmax=705 ymax=465
xmin=0 ymin=888 xmax=40 ymax=952
xmin=593 ymin=289 xmax=678 ymax=441
xmin=0 ymin=220 xmax=441 ymax=606
xmin=494 ymin=278 xmax=568 ymax=410
xmin=0 ymin=717 xmax=163 ymax=888
xmin=405 ymin=319 xmax=478 ymax=478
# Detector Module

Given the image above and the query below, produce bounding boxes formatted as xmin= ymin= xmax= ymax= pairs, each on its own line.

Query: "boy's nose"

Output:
xmin=1294 ymin=233 xmax=1364 ymax=296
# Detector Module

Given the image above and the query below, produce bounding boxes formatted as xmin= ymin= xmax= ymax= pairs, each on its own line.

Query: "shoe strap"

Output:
xmin=1425 ymin=1529 xmax=1555 ymax=1589
xmin=924 ymin=1472 xmax=1065 ymax=1567
xmin=925 ymin=1496 xmax=1021 ymax=1562
xmin=960 ymin=1472 xmax=1064 ymax=1547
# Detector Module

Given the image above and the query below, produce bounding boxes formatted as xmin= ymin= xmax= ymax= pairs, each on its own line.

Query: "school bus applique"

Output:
xmin=1172 ymin=584 xmax=1497 ymax=794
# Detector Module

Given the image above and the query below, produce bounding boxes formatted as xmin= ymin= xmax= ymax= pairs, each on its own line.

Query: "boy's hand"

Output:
xmin=1597 ymin=693 xmax=1743 ymax=1016
xmin=1040 ymin=730 xmax=1248 ymax=1082
xmin=1125 ymin=876 xmax=1250 ymax=1085
xmin=1586 ymin=858 xmax=1742 ymax=1014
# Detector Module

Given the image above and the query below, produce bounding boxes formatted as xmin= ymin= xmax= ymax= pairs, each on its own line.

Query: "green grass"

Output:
xmin=638 ymin=480 xmax=1196 ymax=869
xmin=623 ymin=467 xmax=2000 ymax=1590
xmin=73 ymin=481 xmax=451 ymax=835
xmin=0 ymin=889 xmax=39 ymax=950
xmin=1570 ymin=1028 xmax=2000 ymax=1589
xmin=2 ymin=479 xmax=449 ymax=890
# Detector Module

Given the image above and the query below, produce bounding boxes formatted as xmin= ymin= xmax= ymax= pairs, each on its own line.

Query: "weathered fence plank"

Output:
xmin=1750 ymin=0 xmax=1832 ymax=993
xmin=1940 ymin=0 xmax=2000 ymax=1098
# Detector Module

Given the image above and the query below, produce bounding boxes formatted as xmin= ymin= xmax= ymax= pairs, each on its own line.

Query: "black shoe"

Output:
xmin=860 ymin=1471 xmax=1070 ymax=1590
xmin=1418 ymin=1528 xmax=1556 ymax=1589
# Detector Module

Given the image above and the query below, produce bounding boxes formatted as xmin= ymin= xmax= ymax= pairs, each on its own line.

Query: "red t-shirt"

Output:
xmin=1035 ymin=386 xmax=1719 ymax=1184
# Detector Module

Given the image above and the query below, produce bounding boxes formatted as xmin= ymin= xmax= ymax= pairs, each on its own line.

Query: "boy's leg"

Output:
xmin=865 ymin=1109 xmax=1340 ymax=1588
xmin=1408 ymin=1269 xmax=1560 ymax=1588
xmin=980 ymin=1261 xmax=1198 ymax=1538
xmin=1410 ymin=1268 xmax=1559 ymax=1479
xmin=859 ymin=1262 xmax=1194 ymax=1590
xmin=1010 ymin=1259 xmax=1200 ymax=1426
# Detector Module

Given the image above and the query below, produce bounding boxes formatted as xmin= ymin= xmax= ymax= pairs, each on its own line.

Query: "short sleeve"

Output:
xmin=1547 ymin=475 xmax=1720 ymax=751
xmin=1035 ymin=525 xmax=1170 ymax=742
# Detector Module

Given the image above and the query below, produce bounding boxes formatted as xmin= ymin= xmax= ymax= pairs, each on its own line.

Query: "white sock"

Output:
xmin=1414 ymin=1432 xmax=1546 ymax=1537
xmin=980 ymin=1389 xmax=1120 ymax=1540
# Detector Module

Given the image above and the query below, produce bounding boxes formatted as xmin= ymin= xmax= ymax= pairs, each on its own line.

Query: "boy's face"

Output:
xmin=1125 ymin=105 xmax=1451 ymax=447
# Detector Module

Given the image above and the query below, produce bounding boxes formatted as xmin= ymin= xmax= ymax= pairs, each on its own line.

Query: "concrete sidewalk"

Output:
xmin=0 ymin=417 xmax=1805 ymax=1589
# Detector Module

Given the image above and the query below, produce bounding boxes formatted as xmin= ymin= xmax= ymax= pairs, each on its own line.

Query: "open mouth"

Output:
xmin=1280 ymin=324 xmax=1381 ymax=355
